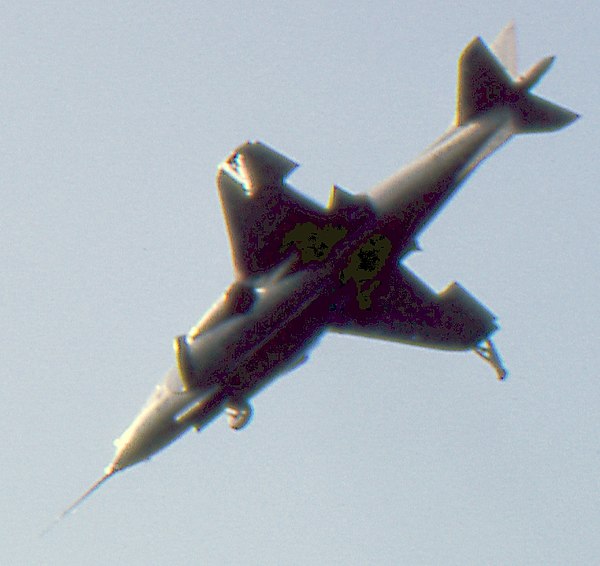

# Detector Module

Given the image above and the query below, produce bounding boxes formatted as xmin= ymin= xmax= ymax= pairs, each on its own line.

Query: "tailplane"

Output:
xmin=456 ymin=24 xmax=578 ymax=133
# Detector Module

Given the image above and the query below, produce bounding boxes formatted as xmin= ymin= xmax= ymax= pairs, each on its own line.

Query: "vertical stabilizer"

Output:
xmin=490 ymin=21 xmax=517 ymax=78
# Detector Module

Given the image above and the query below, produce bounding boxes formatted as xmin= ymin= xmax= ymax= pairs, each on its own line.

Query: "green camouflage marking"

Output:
xmin=340 ymin=234 xmax=392 ymax=310
xmin=281 ymin=222 xmax=347 ymax=263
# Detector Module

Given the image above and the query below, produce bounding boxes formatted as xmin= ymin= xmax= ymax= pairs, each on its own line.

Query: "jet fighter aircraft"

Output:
xmin=61 ymin=24 xmax=577 ymax=517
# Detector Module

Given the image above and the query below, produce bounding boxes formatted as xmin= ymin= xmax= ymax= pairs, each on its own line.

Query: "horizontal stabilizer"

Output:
xmin=457 ymin=37 xmax=512 ymax=124
xmin=517 ymin=93 xmax=579 ymax=133
xmin=517 ymin=56 xmax=555 ymax=90
xmin=457 ymin=33 xmax=578 ymax=133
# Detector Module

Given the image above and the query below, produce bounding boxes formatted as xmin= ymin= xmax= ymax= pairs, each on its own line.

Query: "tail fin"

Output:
xmin=490 ymin=21 xmax=518 ymax=77
xmin=456 ymin=24 xmax=578 ymax=133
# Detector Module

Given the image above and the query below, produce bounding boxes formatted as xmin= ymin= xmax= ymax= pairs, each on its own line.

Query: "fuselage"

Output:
xmin=107 ymin=111 xmax=510 ymax=474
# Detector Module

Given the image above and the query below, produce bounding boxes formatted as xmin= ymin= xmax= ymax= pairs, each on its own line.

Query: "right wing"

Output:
xmin=217 ymin=141 xmax=372 ymax=280
xmin=217 ymin=142 xmax=328 ymax=279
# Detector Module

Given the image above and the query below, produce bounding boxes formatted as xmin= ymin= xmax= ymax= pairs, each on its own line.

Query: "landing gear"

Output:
xmin=226 ymin=399 xmax=253 ymax=430
xmin=474 ymin=339 xmax=507 ymax=381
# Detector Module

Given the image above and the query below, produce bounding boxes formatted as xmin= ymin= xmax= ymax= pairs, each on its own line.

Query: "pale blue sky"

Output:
xmin=2 ymin=2 xmax=598 ymax=565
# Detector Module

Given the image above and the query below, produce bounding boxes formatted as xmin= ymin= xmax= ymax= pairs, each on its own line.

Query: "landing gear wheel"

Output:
xmin=226 ymin=399 xmax=253 ymax=430
xmin=474 ymin=339 xmax=507 ymax=380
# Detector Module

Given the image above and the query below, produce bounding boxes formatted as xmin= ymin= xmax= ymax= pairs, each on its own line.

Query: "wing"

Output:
xmin=329 ymin=261 xmax=497 ymax=350
xmin=217 ymin=141 xmax=373 ymax=280
xmin=217 ymin=141 xmax=328 ymax=279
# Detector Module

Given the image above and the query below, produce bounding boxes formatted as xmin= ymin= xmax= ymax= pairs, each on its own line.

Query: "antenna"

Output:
xmin=40 ymin=469 xmax=116 ymax=537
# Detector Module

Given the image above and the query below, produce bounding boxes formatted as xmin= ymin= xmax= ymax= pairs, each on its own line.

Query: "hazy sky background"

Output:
xmin=2 ymin=2 xmax=598 ymax=565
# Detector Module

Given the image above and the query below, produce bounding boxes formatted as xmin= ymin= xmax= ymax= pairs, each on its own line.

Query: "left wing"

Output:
xmin=329 ymin=262 xmax=498 ymax=351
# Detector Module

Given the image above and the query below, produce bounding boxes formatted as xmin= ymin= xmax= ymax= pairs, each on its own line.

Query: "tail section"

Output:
xmin=490 ymin=21 xmax=518 ymax=77
xmin=456 ymin=24 xmax=578 ymax=133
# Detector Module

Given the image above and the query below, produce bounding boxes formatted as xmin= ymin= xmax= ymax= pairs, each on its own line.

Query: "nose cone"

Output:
xmin=107 ymin=409 xmax=189 ymax=473
xmin=106 ymin=368 xmax=199 ymax=473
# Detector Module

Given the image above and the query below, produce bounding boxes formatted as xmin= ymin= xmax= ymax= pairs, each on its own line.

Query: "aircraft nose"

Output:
xmin=108 ymin=433 xmax=148 ymax=473
xmin=107 ymin=426 xmax=157 ymax=473
xmin=107 ymin=406 xmax=189 ymax=473
xmin=106 ymin=371 xmax=199 ymax=472
xmin=105 ymin=368 xmax=227 ymax=473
